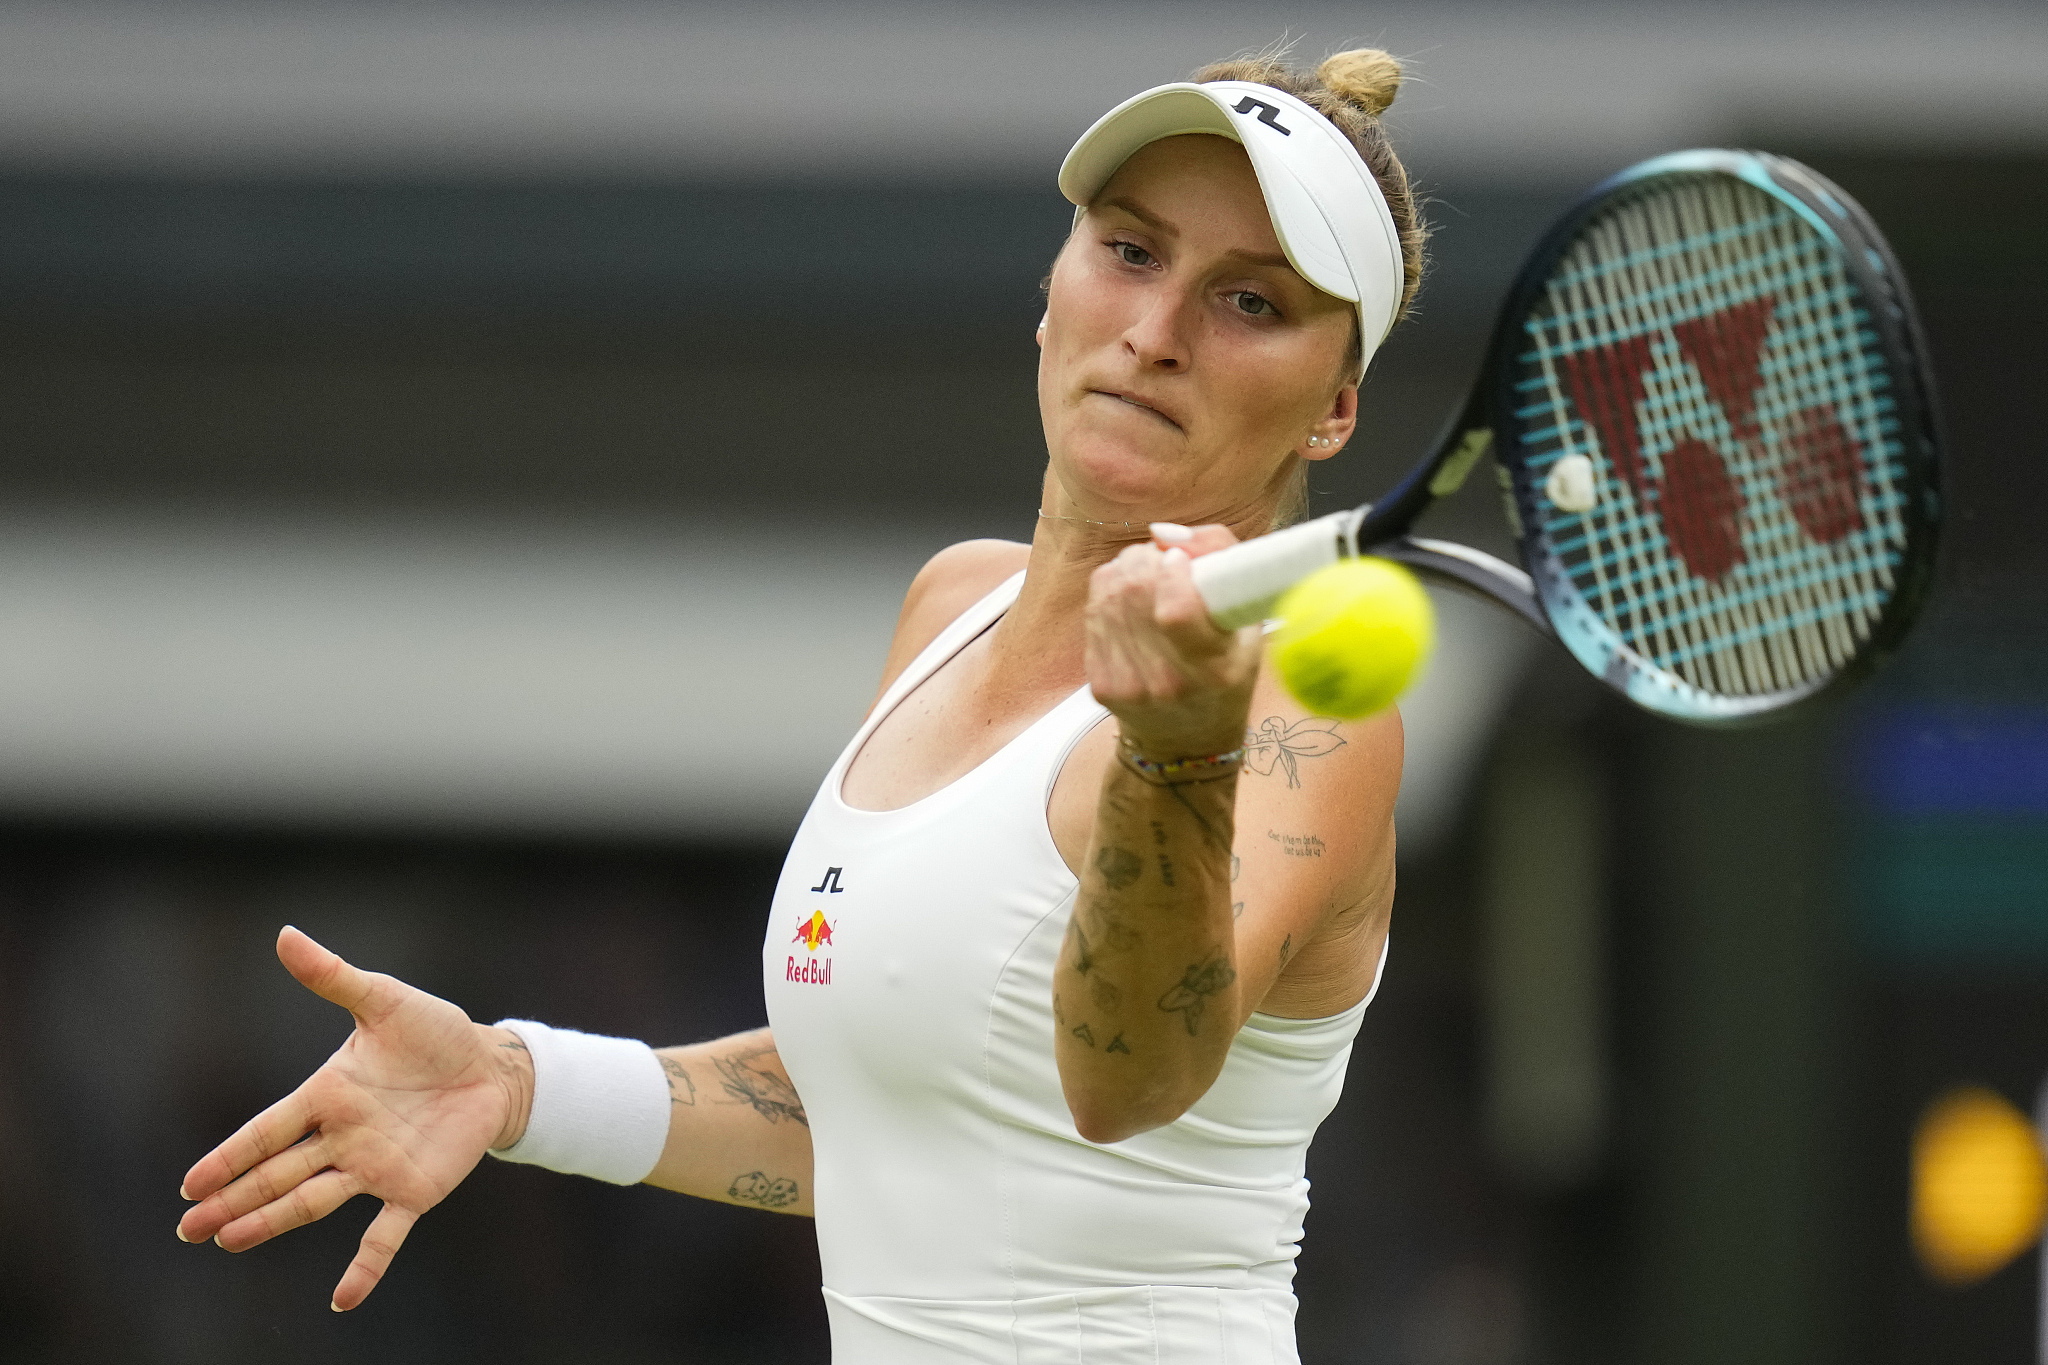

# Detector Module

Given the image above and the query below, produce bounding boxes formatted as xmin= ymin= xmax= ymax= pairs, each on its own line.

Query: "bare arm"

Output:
xmin=1052 ymin=530 xmax=1399 ymax=1144
xmin=640 ymin=1029 xmax=814 ymax=1216
xmin=1055 ymin=737 xmax=1244 ymax=1140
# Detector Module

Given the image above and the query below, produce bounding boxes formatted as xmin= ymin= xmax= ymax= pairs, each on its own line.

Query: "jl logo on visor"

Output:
xmin=1231 ymin=96 xmax=1291 ymax=135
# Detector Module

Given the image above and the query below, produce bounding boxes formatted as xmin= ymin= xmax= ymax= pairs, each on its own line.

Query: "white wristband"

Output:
xmin=487 ymin=1019 xmax=670 ymax=1186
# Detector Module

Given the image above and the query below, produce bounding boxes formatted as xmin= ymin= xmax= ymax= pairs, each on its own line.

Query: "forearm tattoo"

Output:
xmin=1164 ymin=781 xmax=1232 ymax=851
xmin=713 ymin=1045 xmax=808 ymax=1127
xmin=1066 ymin=718 xmax=1328 ymax=1059
xmin=660 ymin=1055 xmax=697 ymax=1106
xmin=1156 ymin=951 xmax=1238 ymax=1037
xmin=1095 ymin=845 xmax=1142 ymax=890
xmin=728 ymin=1171 xmax=800 ymax=1209
xmin=1061 ymin=1004 xmax=1132 ymax=1057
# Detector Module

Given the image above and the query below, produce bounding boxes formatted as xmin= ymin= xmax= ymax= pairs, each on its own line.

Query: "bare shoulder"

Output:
xmin=867 ymin=539 xmax=1031 ymax=711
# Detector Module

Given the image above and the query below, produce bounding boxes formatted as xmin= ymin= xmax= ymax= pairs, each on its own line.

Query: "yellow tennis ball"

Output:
xmin=1911 ymin=1086 xmax=2048 ymax=1286
xmin=1270 ymin=558 xmax=1435 ymax=719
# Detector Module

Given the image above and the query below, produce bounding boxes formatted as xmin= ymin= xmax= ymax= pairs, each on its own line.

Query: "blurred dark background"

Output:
xmin=2 ymin=4 xmax=2045 ymax=1362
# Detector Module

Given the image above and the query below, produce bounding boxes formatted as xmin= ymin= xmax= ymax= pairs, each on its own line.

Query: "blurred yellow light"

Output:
xmin=1912 ymin=1085 xmax=2048 ymax=1286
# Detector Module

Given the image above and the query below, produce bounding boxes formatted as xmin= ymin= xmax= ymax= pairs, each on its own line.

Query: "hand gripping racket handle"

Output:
xmin=1190 ymin=510 xmax=1362 ymax=629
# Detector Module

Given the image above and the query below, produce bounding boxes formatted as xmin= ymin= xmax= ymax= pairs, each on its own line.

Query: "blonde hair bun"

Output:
xmin=1315 ymin=48 xmax=1404 ymax=119
xmin=1191 ymin=43 xmax=1427 ymax=327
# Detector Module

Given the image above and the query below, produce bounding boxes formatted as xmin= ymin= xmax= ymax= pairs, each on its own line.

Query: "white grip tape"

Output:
xmin=1190 ymin=511 xmax=1353 ymax=629
xmin=487 ymin=1019 xmax=670 ymax=1185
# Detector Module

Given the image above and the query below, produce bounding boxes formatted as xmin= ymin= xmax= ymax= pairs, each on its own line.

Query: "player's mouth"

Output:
xmin=1091 ymin=388 xmax=1183 ymax=432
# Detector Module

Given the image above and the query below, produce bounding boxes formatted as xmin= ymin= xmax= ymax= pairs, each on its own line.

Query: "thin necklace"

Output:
xmin=1037 ymin=508 xmax=1149 ymax=529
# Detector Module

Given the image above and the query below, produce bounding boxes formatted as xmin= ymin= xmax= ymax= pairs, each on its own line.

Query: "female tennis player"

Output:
xmin=175 ymin=47 xmax=1427 ymax=1364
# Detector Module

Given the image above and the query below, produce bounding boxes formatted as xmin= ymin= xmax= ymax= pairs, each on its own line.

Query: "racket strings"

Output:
xmin=1669 ymin=183 xmax=1821 ymax=694
xmin=1744 ymin=192 xmax=1884 ymax=676
xmin=1515 ymin=174 xmax=1912 ymax=700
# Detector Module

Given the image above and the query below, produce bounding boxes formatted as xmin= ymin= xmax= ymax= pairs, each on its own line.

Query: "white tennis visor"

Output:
xmin=1058 ymin=81 xmax=1406 ymax=371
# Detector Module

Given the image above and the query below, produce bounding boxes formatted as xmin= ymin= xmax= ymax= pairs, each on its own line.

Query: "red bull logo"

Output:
xmin=787 ymin=909 xmax=835 ymax=986
xmin=785 ymin=954 xmax=832 ymax=985
xmin=792 ymin=910 xmax=834 ymax=952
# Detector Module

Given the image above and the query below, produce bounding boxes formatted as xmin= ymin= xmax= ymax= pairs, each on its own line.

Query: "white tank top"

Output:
xmin=762 ymin=571 xmax=1383 ymax=1365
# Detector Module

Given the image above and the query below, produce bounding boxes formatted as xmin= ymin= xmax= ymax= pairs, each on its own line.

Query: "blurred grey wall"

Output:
xmin=7 ymin=1 xmax=2040 ymax=850
xmin=3 ymin=3 xmax=2044 ymax=182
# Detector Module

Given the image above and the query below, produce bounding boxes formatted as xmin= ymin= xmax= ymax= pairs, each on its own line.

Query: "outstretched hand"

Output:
xmin=1085 ymin=523 xmax=1263 ymax=756
xmin=176 ymin=926 xmax=532 ymax=1311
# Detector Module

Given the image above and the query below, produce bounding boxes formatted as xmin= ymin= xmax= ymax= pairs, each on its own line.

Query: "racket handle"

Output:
xmin=1192 ymin=510 xmax=1360 ymax=629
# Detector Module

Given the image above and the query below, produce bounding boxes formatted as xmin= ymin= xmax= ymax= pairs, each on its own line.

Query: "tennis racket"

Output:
xmin=1191 ymin=148 xmax=1942 ymax=725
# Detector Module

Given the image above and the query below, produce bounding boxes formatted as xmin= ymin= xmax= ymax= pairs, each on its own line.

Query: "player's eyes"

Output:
xmin=1110 ymin=239 xmax=1155 ymax=267
xmin=1230 ymin=290 xmax=1279 ymax=317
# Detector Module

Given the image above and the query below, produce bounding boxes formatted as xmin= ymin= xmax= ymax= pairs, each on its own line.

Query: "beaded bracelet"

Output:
xmin=1116 ymin=739 xmax=1247 ymax=786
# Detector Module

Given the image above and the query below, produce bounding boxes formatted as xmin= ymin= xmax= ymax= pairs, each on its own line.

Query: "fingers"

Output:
xmin=1149 ymin=546 xmax=1221 ymax=641
xmin=180 ymin=1089 xmax=314 ymax=1202
xmin=1087 ymin=539 xmax=1261 ymax=738
xmin=1109 ymin=543 xmax=1230 ymax=659
xmin=1084 ymin=591 xmax=1160 ymax=703
xmin=277 ymin=925 xmax=404 ymax=1026
xmin=214 ymin=1165 xmax=360 ymax=1254
xmin=1087 ymin=548 xmax=1184 ymax=698
xmin=179 ymin=1133 xmax=329 ymax=1244
xmin=331 ymin=1204 xmax=418 ymax=1312
xmin=1150 ymin=522 xmax=1239 ymax=558
xmin=1090 ymin=545 xmax=1208 ymax=670
xmin=187 ymin=1139 xmax=422 ymax=1314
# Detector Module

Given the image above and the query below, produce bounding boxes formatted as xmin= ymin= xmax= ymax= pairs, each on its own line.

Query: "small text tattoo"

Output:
xmin=660 ymin=1055 xmax=697 ymax=1106
xmin=729 ymin=1171 xmax=800 ymax=1208
xmin=1157 ymin=951 xmax=1238 ymax=1036
xmin=1279 ymin=934 xmax=1293 ymax=966
xmin=1071 ymin=1022 xmax=1097 ymax=1047
xmin=1106 ymin=1033 xmax=1131 ymax=1055
xmin=1071 ymin=923 xmax=1097 ymax=975
xmin=499 ymin=1038 xmax=529 ymax=1053
xmin=1054 ymin=993 xmax=1068 ymax=1027
xmin=1244 ymin=717 xmax=1346 ymax=788
xmin=1267 ymin=830 xmax=1328 ymax=859
xmin=714 ymin=1047 xmax=808 ymax=1127
xmin=1149 ymin=821 xmax=1178 ymax=885
xmin=1095 ymin=846 xmax=1143 ymax=890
